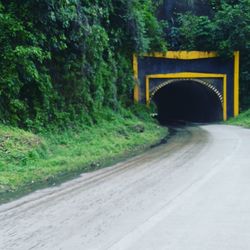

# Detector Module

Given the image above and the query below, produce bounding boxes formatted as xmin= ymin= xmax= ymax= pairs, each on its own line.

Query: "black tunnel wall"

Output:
xmin=152 ymin=81 xmax=223 ymax=124
xmin=137 ymin=56 xmax=234 ymax=118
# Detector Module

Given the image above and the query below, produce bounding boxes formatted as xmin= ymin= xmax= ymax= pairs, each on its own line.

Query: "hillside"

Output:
xmin=0 ymin=108 xmax=167 ymax=203
xmin=1 ymin=0 xmax=250 ymax=200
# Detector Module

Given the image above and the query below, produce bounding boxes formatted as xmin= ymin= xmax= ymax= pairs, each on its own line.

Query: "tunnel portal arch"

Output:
xmin=133 ymin=51 xmax=240 ymax=121
xmin=145 ymin=72 xmax=227 ymax=121
xmin=150 ymin=78 xmax=223 ymax=106
xmin=150 ymin=79 xmax=224 ymax=123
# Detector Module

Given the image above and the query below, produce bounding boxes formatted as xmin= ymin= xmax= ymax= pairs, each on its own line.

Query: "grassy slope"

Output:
xmin=227 ymin=109 xmax=250 ymax=128
xmin=0 ymin=110 xmax=167 ymax=201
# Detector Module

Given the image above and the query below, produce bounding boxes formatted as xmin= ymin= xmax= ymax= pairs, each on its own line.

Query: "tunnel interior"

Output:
xmin=152 ymin=80 xmax=223 ymax=124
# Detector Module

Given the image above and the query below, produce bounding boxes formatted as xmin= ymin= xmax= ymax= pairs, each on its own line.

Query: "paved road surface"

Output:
xmin=1 ymin=125 xmax=250 ymax=250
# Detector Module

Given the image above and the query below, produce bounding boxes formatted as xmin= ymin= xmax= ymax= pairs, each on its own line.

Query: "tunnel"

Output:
xmin=152 ymin=80 xmax=223 ymax=124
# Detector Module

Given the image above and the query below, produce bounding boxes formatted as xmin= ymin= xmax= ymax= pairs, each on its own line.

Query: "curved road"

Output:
xmin=1 ymin=125 xmax=250 ymax=250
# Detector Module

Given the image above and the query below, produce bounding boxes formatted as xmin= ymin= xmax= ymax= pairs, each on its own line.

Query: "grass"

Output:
xmin=0 ymin=108 xmax=167 ymax=202
xmin=227 ymin=109 xmax=250 ymax=128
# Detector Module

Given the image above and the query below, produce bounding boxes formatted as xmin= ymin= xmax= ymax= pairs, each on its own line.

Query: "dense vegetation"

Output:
xmin=1 ymin=0 xmax=250 ymax=127
xmin=0 ymin=0 xmax=166 ymax=129
xmin=1 ymin=0 xmax=250 ymax=199
xmin=163 ymin=0 xmax=250 ymax=109
xmin=0 ymin=1 xmax=168 ymax=200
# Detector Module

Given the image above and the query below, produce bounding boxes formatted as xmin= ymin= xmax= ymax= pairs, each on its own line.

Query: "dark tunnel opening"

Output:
xmin=152 ymin=80 xmax=223 ymax=125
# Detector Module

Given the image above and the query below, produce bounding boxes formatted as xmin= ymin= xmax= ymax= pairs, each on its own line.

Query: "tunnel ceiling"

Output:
xmin=152 ymin=80 xmax=223 ymax=124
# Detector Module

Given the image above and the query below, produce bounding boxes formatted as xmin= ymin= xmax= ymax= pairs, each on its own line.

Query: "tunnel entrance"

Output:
xmin=152 ymin=80 xmax=223 ymax=124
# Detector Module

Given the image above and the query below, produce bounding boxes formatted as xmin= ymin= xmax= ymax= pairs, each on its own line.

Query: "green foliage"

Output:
xmin=0 ymin=0 xmax=167 ymax=128
xmin=227 ymin=109 xmax=250 ymax=127
xmin=166 ymin=0 xmax=250 ymax=108
xmin=0 ymin=125 xmax=46 ymax=168
xmin=0 ymin=3 xmax=52 ymax=126
xmin=177 ymin=14 xmax=214 ymax=50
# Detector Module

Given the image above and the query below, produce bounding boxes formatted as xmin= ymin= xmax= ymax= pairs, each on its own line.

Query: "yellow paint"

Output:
xmin=147 ymin=72 xmax=225 ymax=79
xmin=143 ymin=51 xmax=218 ymax=60
xmin=134 ymin=51 xmax=241 ymax=120
xmin=223 ymin=75 xmax=227 ymax=121
xmin=134 ymin=83 xmax=139 ymax=103
xmin=133 ymin=54 xmax=138 ymax=79
xmin=146 ymin=72 xmax=227 ymax=121
xmin=146 ymin=77 xmax=150 ymax=106
xmin=234 ymin=51 xmax=240 ymax=117
xmin=133 ymin=54 xmax=139 ymax=102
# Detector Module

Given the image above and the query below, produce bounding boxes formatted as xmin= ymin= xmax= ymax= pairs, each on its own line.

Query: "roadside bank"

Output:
xmin=227 ymin=109 xmax=250 ymax=128
xmin=0 ymin=110 xmax=167 ymax=204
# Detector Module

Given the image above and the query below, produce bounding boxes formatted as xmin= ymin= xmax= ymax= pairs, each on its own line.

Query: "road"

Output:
xmin=1 ymin=125 xmax=250 ymax=250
